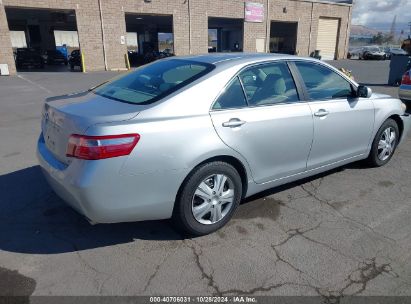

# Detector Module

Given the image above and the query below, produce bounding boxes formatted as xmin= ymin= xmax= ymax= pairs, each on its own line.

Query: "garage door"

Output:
xmin=316 ymin=18 xmax=340 ymax=60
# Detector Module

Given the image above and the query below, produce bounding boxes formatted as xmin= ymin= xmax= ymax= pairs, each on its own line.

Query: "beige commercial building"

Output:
xmin=0 ymin=0 xmax=353 ymax=75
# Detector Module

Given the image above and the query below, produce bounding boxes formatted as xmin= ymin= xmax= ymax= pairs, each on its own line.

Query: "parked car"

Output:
xmin=399 ymin=69 xmax=411 ymax=102
xmin=37 ymin=54 xmax=410 ymax=235
xmin=15 ymin=48 xmax=44 ymax=69
xmin=161 ymin=48 xmax=174 ymax=57
xmin=46 ymin=50 xmax=68 ymax=65
xmin=347 ymin=47 xmax=364 ymax=59
xmin=142 ymin=50 xmax=174 ymax=64
xmin=360 ymin=46 xmax=387 ymax=60
xmin=68 ymin=50 xmax=81 ymax=71
xmin=384 ymin=47 xmax=408 ymax=59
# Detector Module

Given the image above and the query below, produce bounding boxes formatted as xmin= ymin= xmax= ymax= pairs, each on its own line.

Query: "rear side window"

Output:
xmin=213 ymin=77 xmax=248 ymax=110
xmin=94 ymin=59 xmax=214 ymax=104
xmin=294 ymin=61 xmax=354 ymax=100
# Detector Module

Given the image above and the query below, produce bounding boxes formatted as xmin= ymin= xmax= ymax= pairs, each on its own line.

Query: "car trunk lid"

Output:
xmin=42 ymin=91 xmax=143 ymax=164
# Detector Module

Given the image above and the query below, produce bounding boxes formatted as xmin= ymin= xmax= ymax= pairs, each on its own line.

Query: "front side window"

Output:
xmin=294 ymin=61 xmax=354 ymax=100
xmin=94 ymin=59 xmax=214 ymax=104
xmin=239 ymin=62 xmax=300 ymax=106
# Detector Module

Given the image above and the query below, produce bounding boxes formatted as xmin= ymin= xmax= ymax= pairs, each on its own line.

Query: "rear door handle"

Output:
xmin=222 ymin=118 xmax=246 ymax=128
xmin=314 ymin=109 xmax=329 ymax=117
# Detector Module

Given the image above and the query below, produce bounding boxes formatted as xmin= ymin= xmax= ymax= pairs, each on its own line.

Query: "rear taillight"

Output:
xmin=66 ymin=134 xmax=140 ymax=160
xmin=402 ymin=70 xmax=411 ymax=85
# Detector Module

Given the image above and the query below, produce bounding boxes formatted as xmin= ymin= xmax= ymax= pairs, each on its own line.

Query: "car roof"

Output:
xmin=164 ymin=52 xmax=359 ymax=88
xmin=173 ymin=52 xmax=309 ymax=69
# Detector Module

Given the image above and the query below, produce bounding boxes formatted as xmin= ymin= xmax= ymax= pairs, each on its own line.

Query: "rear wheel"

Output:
xmin=367 ymin=118 xmax=399 ymax=167
xmin=173 ymin=161 xmax=242 ymax=236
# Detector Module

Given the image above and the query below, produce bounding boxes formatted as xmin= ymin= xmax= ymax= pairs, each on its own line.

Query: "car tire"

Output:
xmin=172 ymin=161 xmax=242 ymax=236
xmin=367 ymin=118 xmax=399 ymax=167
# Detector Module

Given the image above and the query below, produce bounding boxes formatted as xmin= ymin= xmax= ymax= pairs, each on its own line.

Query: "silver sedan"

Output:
xmin=37 ymin=54 xmax=411 ymax=235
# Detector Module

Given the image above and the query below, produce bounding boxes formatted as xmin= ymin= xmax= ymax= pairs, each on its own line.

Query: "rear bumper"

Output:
xmin=399 ymin=84 xmax=411 ymax=102
xmin=37 ymin=134 xmax=184 ymax=224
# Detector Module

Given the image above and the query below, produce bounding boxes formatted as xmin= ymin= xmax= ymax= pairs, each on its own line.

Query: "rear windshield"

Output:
xmin=93 ymin=59 xmax=214 ymax=104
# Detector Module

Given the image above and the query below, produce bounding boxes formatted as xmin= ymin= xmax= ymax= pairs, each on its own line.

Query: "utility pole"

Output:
xmin=390 ymin=15 xmax=396 ymax=37
xmin=98 ymin=0 xmax=108 ymax=71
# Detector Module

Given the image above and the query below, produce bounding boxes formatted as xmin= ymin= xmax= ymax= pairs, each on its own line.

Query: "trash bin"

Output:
xmin=388 ymin=55 xmax=411 ymax=85
xmin=310 ymin=50 xmax=322 ymax=60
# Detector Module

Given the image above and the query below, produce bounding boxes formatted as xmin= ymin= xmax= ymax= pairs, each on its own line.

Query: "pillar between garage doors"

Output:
xmin=0 ymin=4 xmax=17 ymax=75
xmin=75 ymin=5 xmax=106 ymax=71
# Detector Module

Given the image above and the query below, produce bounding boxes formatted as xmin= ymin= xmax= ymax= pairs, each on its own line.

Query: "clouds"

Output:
xmin=371 ymin=0 xmax=405 ymax=11
xmin=352 ymin=0 xmax=411 ymax=30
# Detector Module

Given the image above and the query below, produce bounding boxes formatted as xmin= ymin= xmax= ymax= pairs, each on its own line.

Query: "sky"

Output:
xmin=352 ymin=0 xmax=411 ymax=33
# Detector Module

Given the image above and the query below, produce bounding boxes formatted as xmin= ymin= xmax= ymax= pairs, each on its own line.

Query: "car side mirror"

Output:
xmin=357 ymin=85 xmax=372 ymax=98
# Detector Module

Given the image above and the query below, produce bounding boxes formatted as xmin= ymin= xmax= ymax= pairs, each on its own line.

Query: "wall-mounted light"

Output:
xmin=144 ymin=0 xmax=152 ymax=3
xmin=283 ymin=7 xmax=287 ymax=13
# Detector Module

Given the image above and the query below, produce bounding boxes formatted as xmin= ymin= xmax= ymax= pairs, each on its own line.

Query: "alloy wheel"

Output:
xmin=191 ymin=174 xmax=235 ymax=225
xmin=377 ymin=127 xmax=396 ymax=161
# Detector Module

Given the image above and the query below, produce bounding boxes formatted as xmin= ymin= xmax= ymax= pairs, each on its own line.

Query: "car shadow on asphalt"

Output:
xmin=0 ymin=163 xmax=367 ymax=254
xmin=0 ymin=166 xmax=185 ymax=255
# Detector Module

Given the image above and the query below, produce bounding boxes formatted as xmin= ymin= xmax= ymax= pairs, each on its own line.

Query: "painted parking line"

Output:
xmin=17 ymin=74 xmax=53 ymax=95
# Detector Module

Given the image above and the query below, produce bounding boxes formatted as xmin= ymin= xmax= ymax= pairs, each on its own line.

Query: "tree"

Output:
xmin=371 ymin=32 xmax=395 ymax=45
xmin=372 ymin=32 xmax=384 ymax=44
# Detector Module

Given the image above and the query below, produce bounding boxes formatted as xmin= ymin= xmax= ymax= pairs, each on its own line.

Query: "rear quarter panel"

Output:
xmin=84 ymin=68 xmax=254 ymax=189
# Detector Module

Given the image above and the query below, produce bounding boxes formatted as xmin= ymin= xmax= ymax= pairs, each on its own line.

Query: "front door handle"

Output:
xmin=222 ymin=118 xmax=246 ymax=128
xmin=314 ymin=109 xmax=329 ymax=117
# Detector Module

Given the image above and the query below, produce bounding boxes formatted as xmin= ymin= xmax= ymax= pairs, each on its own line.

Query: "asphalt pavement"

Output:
xmin=0 ymin=60 xmax=410 ymax=300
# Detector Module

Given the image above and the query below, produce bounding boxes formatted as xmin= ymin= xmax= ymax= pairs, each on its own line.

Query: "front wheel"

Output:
xmin=173 ymin=161 xmax=242 ymax=236
xmin=367 ymin=118 xmax=399 ymax=167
